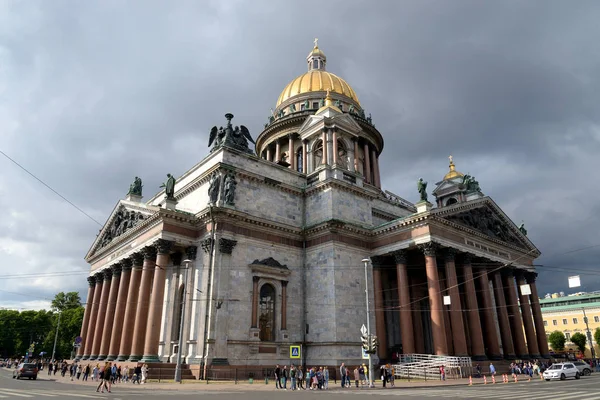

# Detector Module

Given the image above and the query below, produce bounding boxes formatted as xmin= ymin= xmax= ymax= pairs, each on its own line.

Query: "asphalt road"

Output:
xmin=2 ymin=367 xmax=600 ymax=399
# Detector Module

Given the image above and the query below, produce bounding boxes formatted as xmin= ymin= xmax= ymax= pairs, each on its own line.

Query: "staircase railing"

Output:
xmin=393 ymin=354 xmax=472 ymax=380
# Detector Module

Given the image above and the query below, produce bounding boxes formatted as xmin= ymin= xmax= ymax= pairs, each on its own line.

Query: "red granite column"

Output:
xmin=478 ymin=268 xmax=502 ymax=359
xmin=266 ymin=147 xmax=271 ymax=162
xmin=321 ymin=129 xmax=328 ymax=165
xmin=281 ymin=281 xmax=288 ymax=331
xmin=371 ymin=149 xmax=380 ymax=188
xmin=332 ymin=130 xmax=338 ymax=166
xmin=108 ymin=258 xmax=132 ymax=360
xmin=372 ymin=263 xmax=387 ymax=360
xmin=394 ymin=250 xmax=415 ymax=354
xmin=363 ymin=143 xmax=371 ymax=184
xmin=78 ymin=276 xmax=97 ymax=360
xmin=142 ymin=239 xmax=173 ymax=362
xmin=288 ymin=134 xmax=295 ymax=170
xmin=517 ymin=271 xmax=540 ymax=358
xmin=502 ymin=269 xmax=529 ymax=358
xmin=130 ymin=246 xmax=157 ymax=361
xmin=353 ymin=138 xmax=359 ymax=172
xmin=302 ymin=140 xmax=308 ymax=173
xmin=462 ymin=256 xmax=486 ymax=360
xmin=527 ymin=273 xmax=550 ymax=358
xmin=419 ymin=243 xmax=448 ymax=355
xmin=411 ymin=279 xmax=425 ymax=354
xmin=98 ymin=264 xmax=121 ymax=360
xmin=83 ymin=273 xmax=103 ymax=359
xmin=444 ymin=250 xmax=468 ymax=356
xmin=492 ymin=271 xmax=516 ymax=359
xmin=275 ymin=140 xmax=281 ymax=163
xmin=90 ymin=270 xmax=112 ymax=359
xmin=251 ymin=276 xmax=259 ymax=328
xmin=117 ymin=253 xmax=143 ymax=361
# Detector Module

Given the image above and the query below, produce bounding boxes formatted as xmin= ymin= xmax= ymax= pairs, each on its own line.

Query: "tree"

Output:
xmin=571 ymin=332 xmax=587 ymax=353
xmin=548 ymin=331 xmax=566 ymax=351
xmin=594 ymin=327 xmax=600 ymax=348
xmin=51 ymin=292 xmax=82 ymax=312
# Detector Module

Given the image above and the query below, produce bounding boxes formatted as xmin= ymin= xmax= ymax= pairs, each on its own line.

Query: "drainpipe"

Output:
xmin=301 ymin=185 xmax=307 ymax=370
xmin=201 ymin=205 xmax=217 ymax=380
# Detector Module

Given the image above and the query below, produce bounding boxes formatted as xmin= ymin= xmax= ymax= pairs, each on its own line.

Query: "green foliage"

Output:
xmin=570 ymin=332 xmax=587 ymax=353
xmin=0 ymin=292 xmax=84 ymax=360
xmin=548 ymin=331 xmax=566 ymax=351
xmin=51 ymin=292 xmax=82 ymax=312
xmin=594 ymin=328 xmax=600 ymax=347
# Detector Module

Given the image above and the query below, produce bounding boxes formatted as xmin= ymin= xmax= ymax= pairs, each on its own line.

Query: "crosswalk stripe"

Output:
xmin=0 ymin=390 xmax=33 ymax=398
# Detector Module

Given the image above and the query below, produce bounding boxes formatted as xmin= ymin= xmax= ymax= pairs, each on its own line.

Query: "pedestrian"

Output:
xmin=323 ymin=366 xmax=329 ymax=389
xmin=282 ymin=365 xmax=288 ymax=390
xmin=133 ymin=364 xmax=142 ymax=384
xmin=439 ymin=365 xmax=445 ymax=381
xmin=340 ymin=363 xmax=347 ymax=388
xmin=96 ymin=362 xmax=111 ymax=393
xmin=297 ymin=366 xmax=304 ymax=390
xmin=290 ymin=365 xmax=297 ymax=390
xmin=274 ymin=364 xmax=281 ymax=389
xmin=489 ymin=362 xmax=496 ymax=377
xmin=83 ymin=364 xmax=90 ymax=381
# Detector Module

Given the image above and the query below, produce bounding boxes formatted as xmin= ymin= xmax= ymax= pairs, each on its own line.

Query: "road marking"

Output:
xmin=0 ymin=390 xmax=33 ymax=397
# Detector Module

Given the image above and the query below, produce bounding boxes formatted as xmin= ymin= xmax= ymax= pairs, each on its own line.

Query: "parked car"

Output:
xmin=12 ymin=363 xmax=38 ymax=380
xmin=572 ymin=360 xmax=592 ymax=376
xmin=543 ymin=363 xmax=580 ymax=381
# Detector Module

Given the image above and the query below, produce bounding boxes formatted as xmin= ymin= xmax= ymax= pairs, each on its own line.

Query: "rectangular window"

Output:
xmin=300 ymin=103 xmax=306 ymax=111
xmin=563 ymin=319 xmax=568 ymax=325
xmin=553 ymin=320 xmax=558 ymax=326
xmin=573 ymin=318 xmax=578 ymax=324
xmin=595 ymin=316 xmax=599 ymax=323
xmin=312 ymin=102 xmax=319 ymax=109
xmin=543 ymin=320 xmax=548 ymax=326
xmin=565 ymin=333 xmax=571 ymax=340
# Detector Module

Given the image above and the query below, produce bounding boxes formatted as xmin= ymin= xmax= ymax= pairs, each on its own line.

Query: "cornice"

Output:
xmin=305 ymin=177 xmax=379 ymax=200
xmin=234 ymin=169 xmax=304 ymax=196
xmin=196 ymin=207 xmax=302 ymax=238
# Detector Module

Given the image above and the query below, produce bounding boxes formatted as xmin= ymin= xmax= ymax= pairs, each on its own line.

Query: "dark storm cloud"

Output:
xmin=1 ymin=0 xmax=599 ymax=308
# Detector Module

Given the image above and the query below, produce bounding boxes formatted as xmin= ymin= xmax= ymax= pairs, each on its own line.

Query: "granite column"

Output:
xmin=108 ymin=258 xmax=132 ymax=360
xmin=78 ymin=276 xmax=97 ymax=360
xmin=462 ymin=256 xmax=486 ymax=360
xmin=98 ymin=264 xmax=121 ymax=360
xmin=444 ymin=250 xmax=468 ymax=356
xmin=420 ymin=243 xmax=448 ymax=355
xmin=393 ymin=250 xmax=415 ymax=354
xmin=90 ymin=270 xmax=112 ymax=359
xmin=117 ymin=253 xmax=143 ymax=361
xmin=130 ymin=246 xmax=157 ymax=361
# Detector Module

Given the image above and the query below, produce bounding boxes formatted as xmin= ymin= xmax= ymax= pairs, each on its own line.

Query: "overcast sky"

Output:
xmin=1 ymin=0 xmax=599 ymax=310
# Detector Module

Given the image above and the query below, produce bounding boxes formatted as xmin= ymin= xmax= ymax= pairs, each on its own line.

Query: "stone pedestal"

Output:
xmin=126 ymin=194 xmax=143 ymax=202
xmin=165 ymin=198 xmax=178 ymax=210
xmin=416 ymin=200 xmax=433 ymax=213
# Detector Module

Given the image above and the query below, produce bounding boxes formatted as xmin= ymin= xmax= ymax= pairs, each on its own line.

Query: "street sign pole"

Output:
xmin=362 ymin=258 xmax=375 ymax=388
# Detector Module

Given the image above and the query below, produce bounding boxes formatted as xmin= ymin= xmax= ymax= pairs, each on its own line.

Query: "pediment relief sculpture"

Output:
xmin=444 ymin=206 xmax=527 ymax=249
xmin=100 ymin=208 xmax=146 ymax=248
xmin=249 ymin=257 xmax=291 ymax=278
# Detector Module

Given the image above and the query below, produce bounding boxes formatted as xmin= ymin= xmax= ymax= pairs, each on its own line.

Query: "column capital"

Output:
xmin=131 ymin=252 xmax=144 ymax=267
xmin=94 ymin=271 xmax=105 ymax=281
xmin=444 ymin=248 xmax=458 ymax=261
xmin=392 ymin=249 xmax=408 ymax=264
xmin=185 ymin=245 xmax=198 ymax=260
xmin=170 ymin=252 xmax=183 ymax=266
xmin=418 ymin=242 xmax=438 ymax=257
xmin=462 ymin=253 xmax=473 ymax=265
xmin=281 ymin=280 xmax=288 ymax=288
xmin=252 ymin=276 xmax=260 ymax=283
xmin=219 ymin=238 xmax=237 ymax=255
xmin=87 ymin=276 xmax=96 ymax=287
xmin=500 ymin=267 xmax=515 ymax=278
xmin=121 ymin=258 xmax=133 ymax=272
xmin=142 ymin=245 xmax=157 ymax=260
xmin=103 ymin=268 xmax=113 ymax=281
xmin=155 ymin=239 xmax=173 ymax=255
xmin=525 ymin=271 xmax=538 ymax=283
xmin=201 ymin=238 xmax=214 ymax=254
xmin=370 ymin=255 xmax=386 ymax=269
xmin=111 ymin=263 xmax=122 ymax=277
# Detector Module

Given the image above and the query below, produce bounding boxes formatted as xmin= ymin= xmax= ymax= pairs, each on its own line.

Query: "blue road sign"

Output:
xmin=290 ymin=345 xmax=301 ymax=359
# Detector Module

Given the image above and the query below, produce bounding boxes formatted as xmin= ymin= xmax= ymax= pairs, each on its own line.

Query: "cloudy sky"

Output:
xmin=1 ymin=0 xmax=599 ymax=310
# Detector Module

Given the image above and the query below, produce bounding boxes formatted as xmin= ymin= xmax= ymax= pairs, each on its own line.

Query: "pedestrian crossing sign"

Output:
xmin=290 ymin=345 xmax=301 ymax=359
xmin=362 ymin=347 xmax=369 ymax=359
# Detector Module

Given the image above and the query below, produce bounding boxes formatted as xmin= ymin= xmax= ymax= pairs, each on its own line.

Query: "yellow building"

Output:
xmin=540 ymin=292 xmax=600 ymax=357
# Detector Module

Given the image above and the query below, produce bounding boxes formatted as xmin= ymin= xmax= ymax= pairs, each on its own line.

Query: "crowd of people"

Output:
xmin=272 ymin=362 xmax=396 ymax=390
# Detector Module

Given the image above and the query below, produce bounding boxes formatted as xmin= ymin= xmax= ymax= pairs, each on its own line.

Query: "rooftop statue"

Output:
xmin=208 ymin=113 xmax=255 ymax=154
xmin=462 ymin=174 xmax=482 ymax=193
xmin=128 ymin=176 xmax=143 ymax=196
xmin=160 ymin=173 xmax=176 ymax=200
xmin=417 ymin=178 xmax=428 ymax=202
xmin=289 ymin=103 xmax=296 ymax=113
xmin=519 ymin=222 xmax=528 ymax=236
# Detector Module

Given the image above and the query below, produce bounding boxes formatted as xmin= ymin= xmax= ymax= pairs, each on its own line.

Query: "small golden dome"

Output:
xmin=444 ymin=155 xmax=464 ymax=180
xmin=276 ymin=70 xmax=360 ymax=107
xmin=316 ymin=89 xmax=342 ymax=114
xmin=308 ymin=46 xmax=326 ymax=60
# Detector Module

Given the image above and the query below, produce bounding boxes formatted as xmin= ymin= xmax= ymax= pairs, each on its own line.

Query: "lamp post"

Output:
xmin=567 ymin=275 xmax=596 ymax=359
xmin=51 ymin=311 xmax=62 ymax=362
xmin=175 ymin=259 xmax=192 ymax=383
xmin=362 ymin=258 xmax=375 ymax=388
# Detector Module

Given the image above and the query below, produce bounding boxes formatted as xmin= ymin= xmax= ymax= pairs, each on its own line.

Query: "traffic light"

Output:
xmin=370 ymin=335 xmax=379 ymax=352
xmin=361 ymin=334 xmax=369 ymax=351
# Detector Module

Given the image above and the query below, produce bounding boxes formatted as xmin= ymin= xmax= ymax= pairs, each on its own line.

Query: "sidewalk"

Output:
xmin=27 ymin=371 xmax=472 ymax=392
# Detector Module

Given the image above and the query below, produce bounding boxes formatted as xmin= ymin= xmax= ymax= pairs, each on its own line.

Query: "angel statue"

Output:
xmin=208 ymin=126 xmax=226 ymax=152
xmin=417 ymin=178 xmax=428 ymax=202
xmin=232 ymin=125 xmax=256 ymax=150
xmin=518 ymin=222 xmax=528 ymax=236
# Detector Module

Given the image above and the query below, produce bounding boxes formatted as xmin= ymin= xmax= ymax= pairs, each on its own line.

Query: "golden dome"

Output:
xmin=308 ymin=46 xmax=326 ymax=60
xmin=276 ymin=70 xmax=360 ymax=107
xmin=444 ymin=155 xmax=464 ymax=180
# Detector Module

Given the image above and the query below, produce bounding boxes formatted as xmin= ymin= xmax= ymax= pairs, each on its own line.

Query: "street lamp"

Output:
xmin=362 ymin=258 xmax=375 ymax=388
xmin=51 ymin=311 xmax=62 ymax=362
xmin=175 ymin=259 xmax=192 ymax=383
xmin=568 ymin=275 xmax=596 ymax=360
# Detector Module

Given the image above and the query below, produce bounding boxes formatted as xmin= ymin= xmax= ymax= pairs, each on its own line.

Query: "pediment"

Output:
xmin=434 ymin=198 xmax=538 ymax=253
xmin=432 ymin=179 xmax=461 ymax=195
xmin=298 ymin=112 xmax=363 ymax=138
xmin=85 ymin=200 xmax=157 ymax=260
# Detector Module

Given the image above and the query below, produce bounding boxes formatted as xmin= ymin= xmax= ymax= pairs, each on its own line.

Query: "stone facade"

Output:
xmin=78 ymin=43 xmax=549 ymax=373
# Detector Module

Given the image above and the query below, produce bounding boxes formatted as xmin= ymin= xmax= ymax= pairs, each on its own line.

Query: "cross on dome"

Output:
xmin=314 ymin=37 xmax=319 ymax=48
